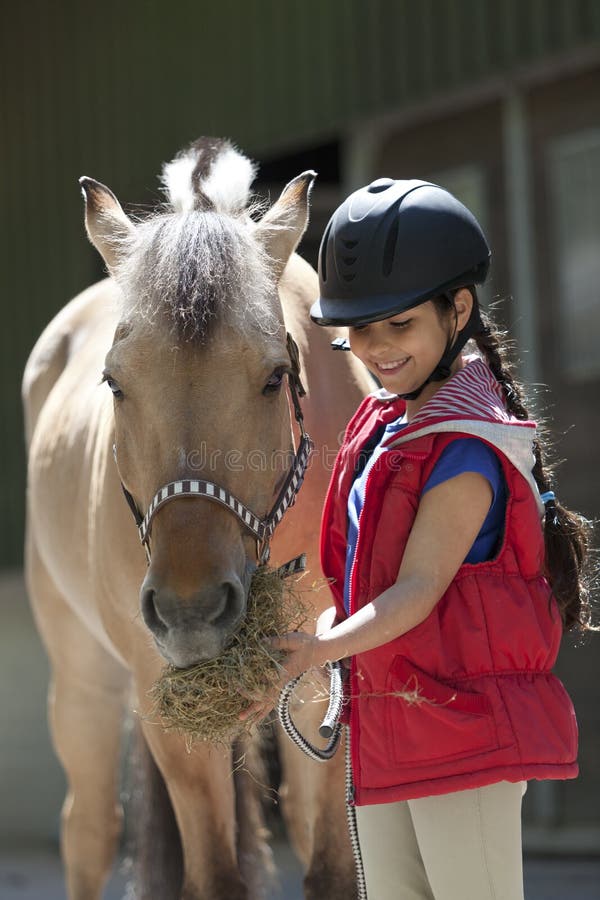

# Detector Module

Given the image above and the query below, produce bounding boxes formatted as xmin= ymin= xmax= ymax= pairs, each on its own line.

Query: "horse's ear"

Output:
xmin=255 ymin=171 xmax=316 ymax=280
xmin=79 ymin=177 xmax=135 ymax=271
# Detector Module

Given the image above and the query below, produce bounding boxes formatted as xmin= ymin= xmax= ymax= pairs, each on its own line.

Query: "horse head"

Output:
xmin=80 ymin=138 xmax=315 ymax=667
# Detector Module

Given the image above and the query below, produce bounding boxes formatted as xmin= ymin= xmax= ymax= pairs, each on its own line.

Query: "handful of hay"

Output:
xmin=149 ymin=565 xmax=312 ymax=746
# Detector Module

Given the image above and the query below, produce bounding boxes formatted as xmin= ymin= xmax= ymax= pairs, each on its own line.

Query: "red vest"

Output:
xmin=320 ymin=359 xmax=578 ymax=804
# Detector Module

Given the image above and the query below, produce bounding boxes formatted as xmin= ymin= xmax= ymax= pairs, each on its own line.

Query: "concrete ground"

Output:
xmin=0 ymin=846 xmax=599 ymax=899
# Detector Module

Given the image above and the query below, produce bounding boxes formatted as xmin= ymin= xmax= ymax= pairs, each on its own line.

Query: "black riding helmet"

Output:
xmin=310 ymin=178 xmax=491 ymax=399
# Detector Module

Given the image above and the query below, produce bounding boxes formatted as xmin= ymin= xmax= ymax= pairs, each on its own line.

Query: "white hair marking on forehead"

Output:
xmin=160 ymin=152 xmax=197 ymax=214
xmin=160 ymin=139 xmax=258 ymax=216
xmin=199 ymin=146 xmax=257 ymax=215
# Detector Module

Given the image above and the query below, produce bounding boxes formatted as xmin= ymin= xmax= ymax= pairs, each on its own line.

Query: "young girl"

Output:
xmin=271 ymin=178 xmax=593 ymax=899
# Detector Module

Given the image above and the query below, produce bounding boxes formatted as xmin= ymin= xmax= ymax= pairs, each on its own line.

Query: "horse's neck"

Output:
xmin=271 ymin=254 xmax=370 ymax=582
xmin=280 ymin=253 xmax=372 ymax=423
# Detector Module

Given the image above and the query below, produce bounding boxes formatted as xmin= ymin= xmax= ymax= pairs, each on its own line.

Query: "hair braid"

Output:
xmin=470 ymin=300 xmax=595 ymax=633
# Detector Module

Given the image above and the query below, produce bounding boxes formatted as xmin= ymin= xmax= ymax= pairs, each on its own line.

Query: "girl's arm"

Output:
xmin=276 ymin=471 xmax=493 ymax=673
xmin=315 ymin=604 xmax=339 ymax=635
xmin=240 ymin=471 xmax=493 ymax=720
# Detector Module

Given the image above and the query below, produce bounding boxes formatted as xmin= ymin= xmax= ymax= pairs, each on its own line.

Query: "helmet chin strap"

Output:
xmin=396 ymin=300 xmax=483 ymax=402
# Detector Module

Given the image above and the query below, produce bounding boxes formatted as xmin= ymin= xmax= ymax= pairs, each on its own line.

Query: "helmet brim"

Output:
xmin=311 ymin=266 xmax=488 ymax=327
xmin=310 ymin=291 xmax=430 ymax=327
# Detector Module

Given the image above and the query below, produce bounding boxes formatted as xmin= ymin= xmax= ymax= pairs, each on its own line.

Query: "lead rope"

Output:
xmin=277 ymin=662 xmax=343 ymax=761
xmin=277 ymin=664 xmax=368 ymax=899
xmin=345 ymin=726 xmax=368 ymax=900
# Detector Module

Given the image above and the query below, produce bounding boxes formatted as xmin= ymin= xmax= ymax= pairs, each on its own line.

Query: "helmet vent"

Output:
xmin=367 ymin=178 xmax=394 ymax=193
xmin=342 ymin=239 xmax=358 ymax=249
xmin=342 ymin=273 xmax=356 ymax=282
xmin=343 ymin=256 xmax=357 ymax=265
xmin=382 ymin=218 xmax=400 ymax=277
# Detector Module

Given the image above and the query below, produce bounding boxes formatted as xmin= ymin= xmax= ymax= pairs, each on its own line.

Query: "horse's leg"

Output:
xmin=135 ymin=670 xmax=255 ymax=900
xmin=129 ymin=719 xmax=184 ymax=900
xmin=50 ymin=663 xmax=128 ymax=900
xmin=26 ymin=536 xmax=128 ymax=900
xmin=276 ymin=679 xmax=358 ymax=899
xmin=232 ymin=733 xmax=275 ymax=898
xmin=130 ymin=727 xmax=274 ymax=900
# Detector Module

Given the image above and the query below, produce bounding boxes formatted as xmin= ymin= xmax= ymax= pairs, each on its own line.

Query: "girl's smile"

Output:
xmin=348 ymin=292 xmax=474 ymax=416
xmin=372 ymin=355 xmax=410 ymax=374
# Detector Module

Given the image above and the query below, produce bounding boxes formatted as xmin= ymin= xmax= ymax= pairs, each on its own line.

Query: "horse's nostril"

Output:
xmin=206 ymin=581 xmax=234 ymax=623
xmin=205 ymin=580 xmax=243 ymax=625
xmin=141 ymin=587 xmax=167 ymax=635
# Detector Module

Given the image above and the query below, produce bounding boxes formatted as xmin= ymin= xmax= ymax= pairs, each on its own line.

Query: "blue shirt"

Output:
xmin=343 ymin=421 xmax=507 ymax=613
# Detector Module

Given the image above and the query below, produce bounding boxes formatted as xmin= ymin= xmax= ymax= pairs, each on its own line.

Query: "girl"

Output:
xmin=272 ymin=179 xmax=593 ymax=899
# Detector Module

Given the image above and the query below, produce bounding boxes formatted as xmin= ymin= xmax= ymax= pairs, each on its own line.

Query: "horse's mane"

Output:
xmin=113 ymin=138 xmax=277 ymax=341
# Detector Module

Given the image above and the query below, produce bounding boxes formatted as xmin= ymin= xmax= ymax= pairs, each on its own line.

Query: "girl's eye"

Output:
xmin=391 ymin=319 xmax=411 ymax=329
xmin=263 ymin=368 xmax=286 ymax=395
xmin=101 ymin=372 xmax=124 ymax=400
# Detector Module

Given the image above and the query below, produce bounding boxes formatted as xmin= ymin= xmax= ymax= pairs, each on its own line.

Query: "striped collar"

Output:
xmin=371 ymin=356 xmax=535 ymax=440
xmin=377 ymin=356 xmax=543 ymax=517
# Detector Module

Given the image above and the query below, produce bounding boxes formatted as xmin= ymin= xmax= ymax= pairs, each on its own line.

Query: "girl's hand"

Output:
xmin=239 ymin=631 xmax=322 ymax=723
xmin=272 ymin=630 xmax=321 ymax=678
xmin=315 ymin=605 xmax=351 ymax=668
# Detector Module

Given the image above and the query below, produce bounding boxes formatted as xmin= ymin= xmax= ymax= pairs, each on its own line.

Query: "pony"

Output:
xmin=22 ymin=137 xmax=371 ymax=899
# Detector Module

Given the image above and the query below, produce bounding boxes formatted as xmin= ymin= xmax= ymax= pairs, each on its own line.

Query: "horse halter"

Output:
xmin=115 ymin=333 xmax=313 ymax=566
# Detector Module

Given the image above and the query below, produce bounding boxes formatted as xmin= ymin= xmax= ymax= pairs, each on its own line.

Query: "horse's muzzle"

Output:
xmin=140 ymin=576 xmax=245 ymax=667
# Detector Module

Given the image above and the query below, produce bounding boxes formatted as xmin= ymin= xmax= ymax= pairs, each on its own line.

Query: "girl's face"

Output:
xmin=348 ymin=296 xmax=468 ymax=400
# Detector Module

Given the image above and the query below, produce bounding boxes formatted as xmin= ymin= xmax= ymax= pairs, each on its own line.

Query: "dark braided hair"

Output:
xmin=434 ymin=289 xmax=596 ymax=633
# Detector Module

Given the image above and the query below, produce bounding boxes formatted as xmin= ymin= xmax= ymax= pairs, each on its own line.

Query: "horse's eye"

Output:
xmin=263 ymin=368 xmax=287 ymax=395
xmin=101 ymin=372 xmax=124 ymax=400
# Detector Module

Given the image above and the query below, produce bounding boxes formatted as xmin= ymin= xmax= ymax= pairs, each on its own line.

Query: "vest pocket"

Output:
xmin=385 ymin=657 xmax=499 ymax=764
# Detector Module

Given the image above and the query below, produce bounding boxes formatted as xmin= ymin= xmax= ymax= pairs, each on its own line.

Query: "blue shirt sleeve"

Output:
xmin=422 ymin=438 xmax=507 ymax=564
xmin=422 ymin=438 xmax=503 ymax=503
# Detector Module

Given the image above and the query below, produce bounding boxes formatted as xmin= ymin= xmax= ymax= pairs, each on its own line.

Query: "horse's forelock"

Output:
xmin=113 ymin=210 xmax=278 ymax=341
xmin=161 ymin=137 xmax=257 ymax=216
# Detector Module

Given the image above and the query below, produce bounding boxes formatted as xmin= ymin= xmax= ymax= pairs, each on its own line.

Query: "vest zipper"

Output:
xmin=347 ymin=460 xmax=379 ymax=617
xmin=346 ymin=457 xmax=381 ymax=810
xmin=345 ymin=413 xmax=403 ymax=802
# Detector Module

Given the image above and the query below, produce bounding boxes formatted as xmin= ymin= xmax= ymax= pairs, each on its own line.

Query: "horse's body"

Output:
xmin=23 ymin=139 xmax=371 ymax=899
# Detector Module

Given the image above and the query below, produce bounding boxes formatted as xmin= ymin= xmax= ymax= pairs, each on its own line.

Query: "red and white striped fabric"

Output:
xmin=410 ymin=357 xmax=511 ymax=426
xmin=376 ymin=356 xmax=543 ymax=517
